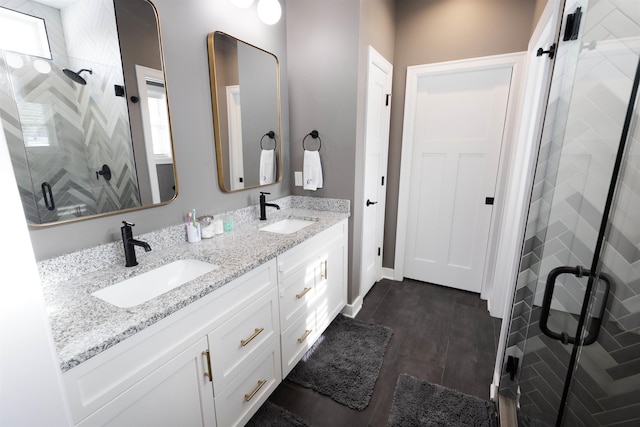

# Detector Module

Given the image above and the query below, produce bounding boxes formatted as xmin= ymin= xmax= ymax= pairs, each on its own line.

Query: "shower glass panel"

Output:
xmin=0 ymin=50 xmax=141 ymax=223
xmin=500 ymin=0 xmax=640 ymax=425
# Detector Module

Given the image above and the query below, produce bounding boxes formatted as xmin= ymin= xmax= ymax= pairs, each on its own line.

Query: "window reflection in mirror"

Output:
xmin=0 ymin=0 xmax=176 ymax=226
xmin=208 ymin=31 xmax=282 ymax=192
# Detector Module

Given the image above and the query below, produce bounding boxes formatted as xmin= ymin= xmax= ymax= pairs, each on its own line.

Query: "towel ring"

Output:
xmin=302 ymin=130 xmax=321 ymax=151
xmin=260 ymin=131 xmax=276 ymax=150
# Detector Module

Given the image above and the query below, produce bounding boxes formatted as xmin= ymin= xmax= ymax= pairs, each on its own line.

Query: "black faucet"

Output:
xmin=121 ymin=221 xmax=152 ymax=267
xmin=259 ymin=192 xmax=280 ymax=220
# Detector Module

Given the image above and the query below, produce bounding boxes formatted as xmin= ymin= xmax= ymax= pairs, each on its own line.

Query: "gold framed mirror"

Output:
xmin=0 ymin=0 xmax=176 ymax=226
xmin=207 ymin=31 xmax=282 ymax=192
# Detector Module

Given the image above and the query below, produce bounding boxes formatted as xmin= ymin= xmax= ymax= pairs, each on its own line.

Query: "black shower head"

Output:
xmin=63 ymin=68 xmax=92 ymax=85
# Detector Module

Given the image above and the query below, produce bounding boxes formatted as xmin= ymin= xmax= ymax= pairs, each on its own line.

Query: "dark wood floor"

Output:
xmin=268 ymin=278 xmax=502 ymax=427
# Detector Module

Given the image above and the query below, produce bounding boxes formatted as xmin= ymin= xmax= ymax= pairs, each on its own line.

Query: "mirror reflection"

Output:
xmin=208 ymin=31 xmax=281 ymax=192
xmin=0 ymin=0 xmax=176 ymax=226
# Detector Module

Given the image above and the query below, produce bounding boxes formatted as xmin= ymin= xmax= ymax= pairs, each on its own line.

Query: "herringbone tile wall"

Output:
xmin=0 ymin=0 xmax=140 ymax=224
xmin=500 ymin=0 xmax=640 ymax=425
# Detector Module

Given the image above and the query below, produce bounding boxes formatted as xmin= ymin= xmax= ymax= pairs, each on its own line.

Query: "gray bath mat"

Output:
xmin=287 ymin=314 xmax=393 ymax=410
xmin=246 ymin=401 xmax=311 ymax=427
xmin=388 ymin=374 xmax=497 ymax=426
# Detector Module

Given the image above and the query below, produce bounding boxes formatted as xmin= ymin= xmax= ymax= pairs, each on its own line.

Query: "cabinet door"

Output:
xmin=279 ymin=260 xmax=317 ymax=331
xmin=315 ymin=234 xmax=347 ymax=332
xmin=281 ymin=310 xmax=317 ymax=377
xmin=78 ymin=337 xmax=216 ymax=427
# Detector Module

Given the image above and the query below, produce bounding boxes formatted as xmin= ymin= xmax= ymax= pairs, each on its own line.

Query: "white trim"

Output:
xmin=1 ymin=119 xmax=73 ymax=425
xmin=226 ymin=85 xmax=244 ymax=190
xmin=489 ymin=0 xmax=563 ymax=320
xmin=135 ymin=65 xmax=165 ymax=204
xmin=491 ymin=0 xmax=563 ymax=397
xmin=356 ymin=45 xmax=393 ymax=302
xmin=341 ymin=296 xmax=363 ymax=319
xmin=480 ymin=53 xmax=527 ymax=307
xmin=381 ymin=267 xmax=396 ymax=280
xmin=394 ymin=53 xmax=525 ymax=306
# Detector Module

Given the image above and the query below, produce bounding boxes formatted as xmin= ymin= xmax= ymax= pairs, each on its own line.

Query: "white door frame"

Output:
xmin=1 ymin=120 xmax=73 ymax=425
xmin=394 ymin=52 xmax=525 ymax=306
xmin=489 ymin=0 xmax=563 ymax=320
xmin=491 ymin=0 xmax=563 ymax=399
xmin=135 ymin=65 xmax=165 ymax=204
xmin=226 ymin=85 xmax=244 ymax=190
xmin=359 ymin=45 xmax=392 ymax=299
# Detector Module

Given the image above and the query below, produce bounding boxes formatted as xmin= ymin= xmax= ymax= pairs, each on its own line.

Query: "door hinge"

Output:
xmin=563 ymin=7 xmax=582 ymax=41
xmin=385 ymin=94 xmax=391 ymax=106
xmin=378 ymin=247 xmax=381 ymax=256
xmin=381 ymin=176 xmax=385 ymax=186
xmin=536 ymin=44 xmax=556 ymax=59
xmin=506 ymin=355 xmax=519 ymax=381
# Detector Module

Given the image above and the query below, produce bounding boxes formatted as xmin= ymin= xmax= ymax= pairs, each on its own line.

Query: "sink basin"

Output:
xmin=92 ymin=259 xmax=218 ymax=308
xmin=260 ymin=218 xmax=315 ymax=234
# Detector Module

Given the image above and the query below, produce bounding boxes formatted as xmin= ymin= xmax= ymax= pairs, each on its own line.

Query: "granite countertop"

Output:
xmin=40 ymin=202 xmax=349 ymax=372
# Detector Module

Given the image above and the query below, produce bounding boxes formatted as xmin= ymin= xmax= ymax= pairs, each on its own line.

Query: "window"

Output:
xmin=146 ymin=81 xmax=172 ymax=162
xmin=17 ymin=102 xmax=57 ymax=148
xmin=0 ymin=7 xmax=51 ymax=59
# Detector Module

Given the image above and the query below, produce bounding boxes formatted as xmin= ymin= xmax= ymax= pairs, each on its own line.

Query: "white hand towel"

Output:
xmin=260 ymin=149 xmax=275 ymax=185
xmin=303 ymin=150 xmax=323 ymax=191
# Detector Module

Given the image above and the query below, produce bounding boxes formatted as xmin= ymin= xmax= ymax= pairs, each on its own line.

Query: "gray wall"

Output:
xmin=287 ymin=0 xmax=395 ymax=303
xmin=286 ymin=0 xmax=359 ymax=303
xmin=382 ymin=0 xmax=539 ymax=268
xmin=28 ymin=0 xmax=290 ymax=260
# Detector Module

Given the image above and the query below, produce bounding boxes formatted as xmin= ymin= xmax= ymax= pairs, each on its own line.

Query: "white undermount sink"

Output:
xmin=260 ymin=218 xmax=315 ymax=234
xmin=92 ymin=259 xmax=218 ymax=308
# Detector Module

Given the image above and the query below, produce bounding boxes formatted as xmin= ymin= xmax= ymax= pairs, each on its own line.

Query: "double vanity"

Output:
xmin=39 ymin=196 xmax=349 ymax=426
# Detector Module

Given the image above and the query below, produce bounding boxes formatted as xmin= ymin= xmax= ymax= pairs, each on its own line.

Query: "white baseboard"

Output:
xmin=382 ymin=267 xmax=398 ymax=280
xmin=341 ymin=295 xmax=363 ymax=318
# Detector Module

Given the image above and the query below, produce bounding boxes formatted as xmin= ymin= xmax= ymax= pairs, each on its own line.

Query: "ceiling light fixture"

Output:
xmin=256 ymin=0 xmax=281 ymax=25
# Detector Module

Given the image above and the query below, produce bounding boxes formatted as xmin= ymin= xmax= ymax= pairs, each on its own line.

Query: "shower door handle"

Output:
xmin=41 ymin=182 xmax=55 ymax=211
xmin=539 ymin=266 xmax=611 ymax=345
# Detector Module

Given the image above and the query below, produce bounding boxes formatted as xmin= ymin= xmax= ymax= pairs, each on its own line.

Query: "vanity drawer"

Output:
xmin=208 ymin=287 xmax=279 ymax=394
xmin=214 ymin=344 xmax=281 ymax=427
xmin=276 ymin=221 xmax=344 ymax=283
xmin=63 ymin=259 xmax=277 ymax=424
xmin=278 ymin=263 xmax=316 ymax=331
xmin=281 ymin=310 xmax=318 ymax=377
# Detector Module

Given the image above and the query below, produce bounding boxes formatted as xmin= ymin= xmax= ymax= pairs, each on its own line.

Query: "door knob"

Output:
xmin=366 ymin=199 xmax=378 ymax=206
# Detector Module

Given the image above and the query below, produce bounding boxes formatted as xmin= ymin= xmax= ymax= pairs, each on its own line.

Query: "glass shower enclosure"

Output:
xmin=500 ymin=0 xmax=640 ymax=425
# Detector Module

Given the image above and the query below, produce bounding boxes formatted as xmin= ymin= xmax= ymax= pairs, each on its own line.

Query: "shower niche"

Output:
xmin=0 ymin=0 xmax=176 ymax=226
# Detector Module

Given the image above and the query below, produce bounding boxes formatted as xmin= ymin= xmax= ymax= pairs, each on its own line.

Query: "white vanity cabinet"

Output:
xmin=76 ymin=336 xmax=216 ymax=427
xmin=64 ymin=259 xmax=279 ymax=427
xmin=62 ymin=218 xmax=348 ymax=427
xmin=279 ymin=220 xmax=348 ymax=377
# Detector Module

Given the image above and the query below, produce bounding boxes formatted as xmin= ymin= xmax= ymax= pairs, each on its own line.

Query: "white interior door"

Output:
xmin=360 ymin=46 xmax=392 ymax=298
xmin=402 ymin=60 xmax=514 ymax=293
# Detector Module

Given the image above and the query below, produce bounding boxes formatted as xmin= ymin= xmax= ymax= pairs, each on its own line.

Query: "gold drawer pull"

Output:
xmin=244 ymin=379 xmax=267 ymax=401
xmin=296 ymin=287 xmax=312 ymax=299
xmin=202 ymin=349 xmax=212 ymax=382
xmin=241 ymin=327 xmax=264 ymax=347
xmin=297 ymin=329 xmax=312 ymax=343
xmin=321 ymin=259 xmax=328 ymax=280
